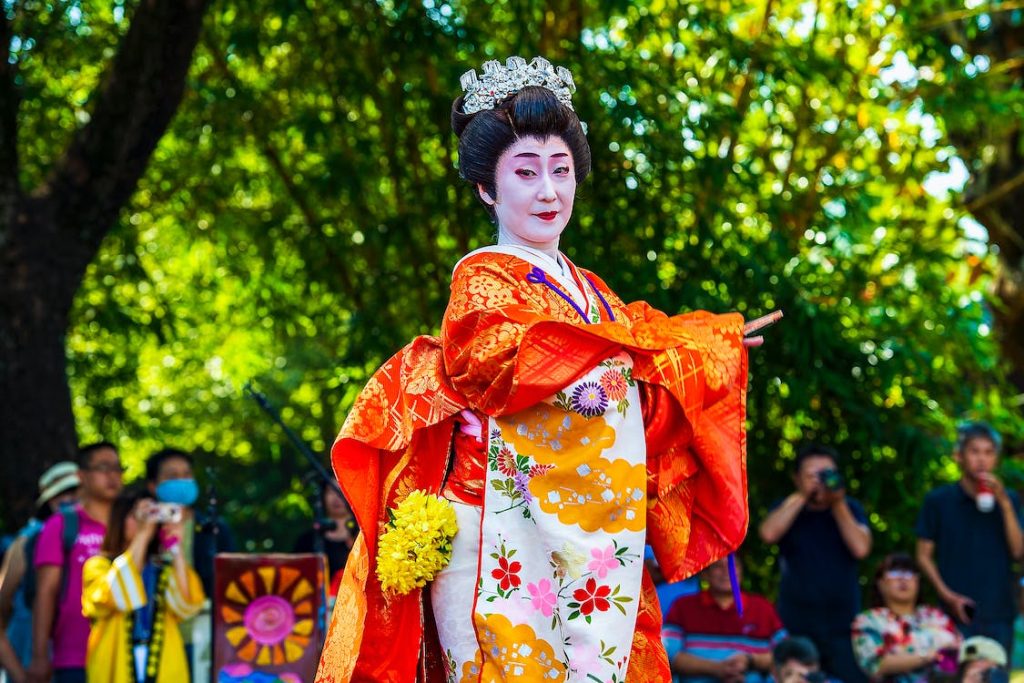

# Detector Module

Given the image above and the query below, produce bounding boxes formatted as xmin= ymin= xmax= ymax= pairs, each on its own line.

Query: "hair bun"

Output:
xmin=451 ymin=95 xmax=476 ymax=138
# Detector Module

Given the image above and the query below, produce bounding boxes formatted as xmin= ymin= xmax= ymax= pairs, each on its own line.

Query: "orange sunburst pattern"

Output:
xmin=221 ymin=564 xmax=316 ymax=666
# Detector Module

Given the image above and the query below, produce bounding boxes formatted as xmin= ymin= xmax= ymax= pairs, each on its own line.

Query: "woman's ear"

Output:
xmin=477 ymin=183 xmax=496 ymax=206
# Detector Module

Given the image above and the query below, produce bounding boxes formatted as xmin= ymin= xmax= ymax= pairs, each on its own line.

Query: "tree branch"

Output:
xmin=923 ymin=0 xmax=1024 ymax=29
xmin=200 ymin=36 xmax=366 ymax=311
xmin=987 ymin=55 xmax=1024 ymax=77
xmin=38 ymin=0 xmax=211 ymax=274
xmin=966 ymin=167 xmax=1024 ymax=215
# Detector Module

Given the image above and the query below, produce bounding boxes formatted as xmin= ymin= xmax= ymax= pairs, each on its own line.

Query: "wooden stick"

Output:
xmin=744 ymin=310 xmax=784 ymax=336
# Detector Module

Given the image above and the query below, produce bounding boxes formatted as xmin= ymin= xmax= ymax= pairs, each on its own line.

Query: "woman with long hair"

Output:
xmin=317 ymin=56 xmax=768 ymax=682
xmin=82 ymin=490 xmax=204 ymax=683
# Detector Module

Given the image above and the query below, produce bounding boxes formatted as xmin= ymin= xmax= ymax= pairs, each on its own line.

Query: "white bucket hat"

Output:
xmin=36 ymin=461 xmax=81 ymax=507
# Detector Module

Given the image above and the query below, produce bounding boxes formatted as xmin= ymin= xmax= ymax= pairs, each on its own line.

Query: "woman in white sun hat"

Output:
xmin=0 ymin=462 xmax=80 ymax=683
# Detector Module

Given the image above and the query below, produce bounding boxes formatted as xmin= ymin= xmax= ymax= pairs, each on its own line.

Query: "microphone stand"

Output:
xmin=202 ymin=467 xmax=220 ymax=553
xmin=244 ymin=383 xmax=341 ymax=636
xmin=201 ymin=468 xmax=220 ymax=683
xmin=244 ymin=383 xmax=343 ymax=501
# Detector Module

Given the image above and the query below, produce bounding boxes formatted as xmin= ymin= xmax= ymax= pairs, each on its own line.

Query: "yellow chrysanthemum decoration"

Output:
xmin=376 ymin=490 xmax=459 ymax=595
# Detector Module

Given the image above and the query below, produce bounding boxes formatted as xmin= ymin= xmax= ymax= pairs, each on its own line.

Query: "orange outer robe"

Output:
xmin=317 ymin=251 xmax=749 ymax=682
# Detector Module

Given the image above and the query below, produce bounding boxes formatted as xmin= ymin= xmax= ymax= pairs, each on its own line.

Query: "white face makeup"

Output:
xmin=479 ymin=135 xmax=576 ymax=258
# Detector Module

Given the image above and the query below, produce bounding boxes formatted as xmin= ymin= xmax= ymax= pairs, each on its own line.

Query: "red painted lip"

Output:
xmin=535 ymin=211 xmax=558 ymax=221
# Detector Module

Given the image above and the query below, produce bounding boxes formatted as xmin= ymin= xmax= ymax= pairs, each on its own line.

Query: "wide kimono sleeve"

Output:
xmin=82 ymin=554 xmax=147 ymax=619
xmin=164 ymin=566 xmax=205 ymax=621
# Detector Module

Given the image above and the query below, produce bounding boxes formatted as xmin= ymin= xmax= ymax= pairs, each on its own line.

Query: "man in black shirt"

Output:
xmin=760 ymin=444 xmax=872 ymax=683
xmin=916 ymin=422 xmax=1024 ymax=661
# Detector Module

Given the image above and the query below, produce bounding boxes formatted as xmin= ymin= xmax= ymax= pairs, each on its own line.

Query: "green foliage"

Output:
xmin=12 ymin=0 xmax=1021 ymax=589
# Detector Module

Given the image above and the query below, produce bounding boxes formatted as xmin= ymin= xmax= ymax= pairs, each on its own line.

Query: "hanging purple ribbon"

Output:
xmin=728 ymin=553 xmax=744 ymax=616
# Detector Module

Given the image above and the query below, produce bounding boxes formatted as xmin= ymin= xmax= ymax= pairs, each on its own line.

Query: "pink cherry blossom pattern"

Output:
xmin=587 ymin=545 xmax=619 ymax=579
xmin=526 ymin=578 xmax=557 ymax=617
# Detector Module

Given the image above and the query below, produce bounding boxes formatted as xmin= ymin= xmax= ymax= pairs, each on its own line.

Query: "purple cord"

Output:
xmin=525 ymin=267 xmax=617 ymax=324
xmin=526 ymin=267 xmax=591 ymax=322
xmin=586 ymin=277 xmax=616 ymax=322
xmin=728 ymin=553 xmax=744 ymax=616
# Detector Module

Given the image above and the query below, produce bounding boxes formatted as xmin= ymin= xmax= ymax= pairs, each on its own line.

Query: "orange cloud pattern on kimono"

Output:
xmin=529 ymin=457 xmax=646 ymax=533
xmin=464 ymin=613 xmax=568 ymax=682
xmin=501 ymin=403 xmax=616 ymax=464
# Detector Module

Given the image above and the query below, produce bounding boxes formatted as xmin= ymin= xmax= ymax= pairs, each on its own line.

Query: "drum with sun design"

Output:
xmin=214 ymin=554 xmax=328 ymax=683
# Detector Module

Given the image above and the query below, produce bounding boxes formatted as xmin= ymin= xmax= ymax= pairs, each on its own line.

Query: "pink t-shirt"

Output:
xmin=33 ymin=505 xmax=106 ymax=669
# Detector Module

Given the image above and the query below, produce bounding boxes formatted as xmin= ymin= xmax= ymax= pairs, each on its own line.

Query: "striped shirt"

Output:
xmin=663 ymin=591 xmax=788 ymax=683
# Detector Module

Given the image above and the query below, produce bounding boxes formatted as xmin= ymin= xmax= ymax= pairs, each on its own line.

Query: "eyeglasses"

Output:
xmin=83 ymin=464 xmax=125 ymax=474
xmin=884 ymin=569 xmax=917 ymax=580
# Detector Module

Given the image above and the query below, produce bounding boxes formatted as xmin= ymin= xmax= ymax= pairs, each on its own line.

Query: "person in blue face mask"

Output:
xmin=144 ymin=449 xmax=235 ymax=599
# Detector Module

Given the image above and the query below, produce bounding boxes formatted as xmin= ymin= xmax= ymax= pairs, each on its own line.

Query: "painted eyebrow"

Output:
xmin=513 ymin=152 xmax=571 ymax=159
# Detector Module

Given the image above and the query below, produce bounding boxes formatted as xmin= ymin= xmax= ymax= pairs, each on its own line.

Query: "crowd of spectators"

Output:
xmin=661 ymin=422 xmax=1022 ymax=683
xmin=0 ymin=444 xmax=238 ymax=683
xmin=0 ymin=421 xmax=1018 ymax=683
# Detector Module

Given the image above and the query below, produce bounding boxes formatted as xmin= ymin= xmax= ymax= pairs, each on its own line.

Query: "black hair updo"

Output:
xmin=451 ymin=85 xmax=591 ymax=221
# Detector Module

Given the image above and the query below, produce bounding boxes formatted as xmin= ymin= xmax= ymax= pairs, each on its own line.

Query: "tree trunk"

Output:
xmin=0 ymin=201 xmax=81 ymax=523
xmin=0 ymin=0 xmax=211 ymax=527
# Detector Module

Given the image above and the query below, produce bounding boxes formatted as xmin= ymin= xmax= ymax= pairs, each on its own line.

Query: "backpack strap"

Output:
xmin=21 ymin=532 xmax=40 ymax=610
xmin=57 ymin=506 xmax=79 ymax=603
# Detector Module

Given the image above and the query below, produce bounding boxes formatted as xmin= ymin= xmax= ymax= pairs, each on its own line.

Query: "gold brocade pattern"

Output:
xmin=315 ymin=535 xmax=368 ymax=683
xmin=344 ymin=376 xmax=389 ymax=443
xmin=624 ymin=569 xmax=672 ymax=682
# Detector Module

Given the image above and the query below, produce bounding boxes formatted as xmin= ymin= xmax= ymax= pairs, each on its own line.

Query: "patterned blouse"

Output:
xmin=851 ymin=606 xmax=961 ymax=683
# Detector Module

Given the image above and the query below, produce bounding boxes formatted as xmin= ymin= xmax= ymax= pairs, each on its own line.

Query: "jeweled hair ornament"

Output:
xmin=459 ymin=56 xmax=576 ymax=115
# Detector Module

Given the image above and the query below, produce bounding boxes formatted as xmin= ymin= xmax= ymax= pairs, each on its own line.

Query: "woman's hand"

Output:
xmin=457 ymin=408 xmax=484 ymax=442
xmin=127 ymin=499 xmax=160 ymax=572
xmin=134 ymin=499 xmax=160 ymax=538
xmin=160 ymin=519 xmax=193 ymax=603
xmin=743 ymin=310 xmax=782 ymax=348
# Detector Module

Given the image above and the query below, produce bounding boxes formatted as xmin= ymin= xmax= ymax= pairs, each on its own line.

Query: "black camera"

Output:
xmin=817 ymin=468 xmax=843 ymax=492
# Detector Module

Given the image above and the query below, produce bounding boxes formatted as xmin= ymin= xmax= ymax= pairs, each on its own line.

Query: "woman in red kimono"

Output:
xmin=317 ymin=57 xmax=763 ymax=683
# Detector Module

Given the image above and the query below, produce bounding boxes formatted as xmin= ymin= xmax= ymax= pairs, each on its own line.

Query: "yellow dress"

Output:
xmin=82 ymin=553 xmax=205 ymax=683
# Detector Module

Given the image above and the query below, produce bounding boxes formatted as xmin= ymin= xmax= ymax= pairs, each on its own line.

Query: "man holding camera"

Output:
xmin=759 ymin=444 xmax=872 ymax=683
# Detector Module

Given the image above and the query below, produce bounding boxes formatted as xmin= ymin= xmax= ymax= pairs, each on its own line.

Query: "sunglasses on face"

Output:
xmin=884 ymin=570 xmax=917 ymax=580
